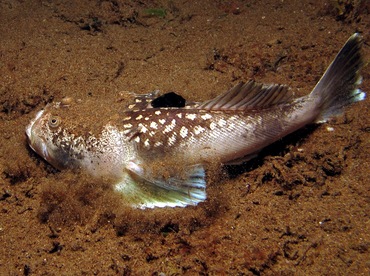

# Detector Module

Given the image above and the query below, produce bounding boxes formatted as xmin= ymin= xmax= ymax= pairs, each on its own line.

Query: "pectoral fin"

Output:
xmin=114 ymin=161 xmax=206 ymax=208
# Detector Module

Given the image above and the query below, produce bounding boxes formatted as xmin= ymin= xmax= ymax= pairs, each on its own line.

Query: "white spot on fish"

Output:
xmin=163 ymin=119 xmax=176 ymax=134
xmin=185 ymin=114 xmax=197 ymax=120
xmin=123 ymin=116 xmax=131 ymax=121
xmin=180 ymin=126 xmax=188 ymax=138
xmin=193 ymin=125 xmax=205 ymax=135
xmin=201 ymin=114 xmax=212 ymax=120
xmin=128 ymin=104 xmax=135 ymax=109
xmin=124 ymin=123 xmax=132 ymax=128
xmin=209 ymin=122 xmax=217 ymax=130
xmin=136 ymin=115 xmax=143 ymax=120
xmin=139 ymin=123 xmax=148 ymax=133
xmin=159 ymin=119 xmax=166 ymax=125
xmin=218 ymin=119 xmax=227 ymax=127
xmin=150 ymin=122 xmax=158 ymax=129
xmin=155 ymin=110 xmax=161 ymax=115
xmin=168 ymin=133 xmax=177 ymax=146
xmin=134 ymin=136 xmax=140 ymax=143
xmin=176 ymin=113 xmax=182 ymax=119
xmin=144 ymin=138 xmax=150 ymax=148
xmin=154 ymin=141 xmax=163 ymax=147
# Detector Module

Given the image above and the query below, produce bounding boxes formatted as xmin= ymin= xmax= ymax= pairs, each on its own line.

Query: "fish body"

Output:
xmin=26 ymin=34 xmax=365 ymax=208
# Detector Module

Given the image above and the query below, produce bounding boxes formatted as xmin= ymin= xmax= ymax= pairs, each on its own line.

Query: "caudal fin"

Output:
xmin=310 ymin=33 xmax=365 ymax=123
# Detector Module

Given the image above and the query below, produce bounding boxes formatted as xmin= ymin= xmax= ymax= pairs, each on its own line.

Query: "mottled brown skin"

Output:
xmin=26 ymin=34 xmax=364 ymax=208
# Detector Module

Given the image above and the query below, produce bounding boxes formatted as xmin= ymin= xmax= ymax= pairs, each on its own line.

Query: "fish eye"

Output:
xmin=48 ymin=116 xmax=61 ymax=128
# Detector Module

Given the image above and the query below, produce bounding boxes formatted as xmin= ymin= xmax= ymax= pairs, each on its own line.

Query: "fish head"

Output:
xmin=26 ymin=98 xmax=80 ymax=170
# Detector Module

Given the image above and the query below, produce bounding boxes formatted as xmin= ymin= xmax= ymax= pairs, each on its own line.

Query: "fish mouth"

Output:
xmin=26 ymin=109 xmax=69 ymax=170
xmin=26 ymin=109 xmax=44 ymax=141
xmin=25 ymin=109 xmax=52 ymax=162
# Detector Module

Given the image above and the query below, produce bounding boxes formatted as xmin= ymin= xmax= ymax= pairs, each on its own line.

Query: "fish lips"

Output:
xmin=26 ymin=109 xmax=44 ymax=140
xmin=26 ymin=109 xmax=50 ymax=159
xmin=26 ymin=109 xmax=64 ymax=170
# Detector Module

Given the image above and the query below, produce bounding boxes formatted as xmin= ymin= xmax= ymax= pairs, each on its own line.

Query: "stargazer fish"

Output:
xmin=26 ymin=34 xmax=365 ymax=208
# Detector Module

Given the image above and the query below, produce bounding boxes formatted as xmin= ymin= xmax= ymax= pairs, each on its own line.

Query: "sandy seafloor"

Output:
xmin=1 ymin=0 xmax=370 ymax=275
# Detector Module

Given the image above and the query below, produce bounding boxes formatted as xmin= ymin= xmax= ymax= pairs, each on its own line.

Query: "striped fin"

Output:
xmin=114 ymin=161 xmax=206 ymax=208
xmin=197 ymin=81 xmax=293 ymax=111
xmin=125 ymin=91 xmax=160 ymax=110
xmin=309 ymin=33 xmax=365 ymax=123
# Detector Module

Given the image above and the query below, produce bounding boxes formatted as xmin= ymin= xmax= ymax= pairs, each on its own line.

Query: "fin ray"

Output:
xmin=310 ymin=33 xmax=365 ymax=122
xmin=125 ymin=91 xmax=160 ymax=110
xmin=116 ymin=161 xmax=206 ymax=208
xmin=197 ymin=81 xmax=293 ymax=111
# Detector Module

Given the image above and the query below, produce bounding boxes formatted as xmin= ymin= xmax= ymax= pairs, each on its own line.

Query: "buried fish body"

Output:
xmin=26 ymin=34 xmax=366 ymax=208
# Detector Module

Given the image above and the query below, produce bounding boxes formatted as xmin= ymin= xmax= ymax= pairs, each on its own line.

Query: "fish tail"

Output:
xmin=309 ymin=33 xmax=366 ymax=123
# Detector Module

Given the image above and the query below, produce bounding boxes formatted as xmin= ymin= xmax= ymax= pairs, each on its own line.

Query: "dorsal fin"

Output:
xmin=197 ymin=81 xmax=293 ymax=111
xmin=123 ymin=91 xmax=160 ymax=110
